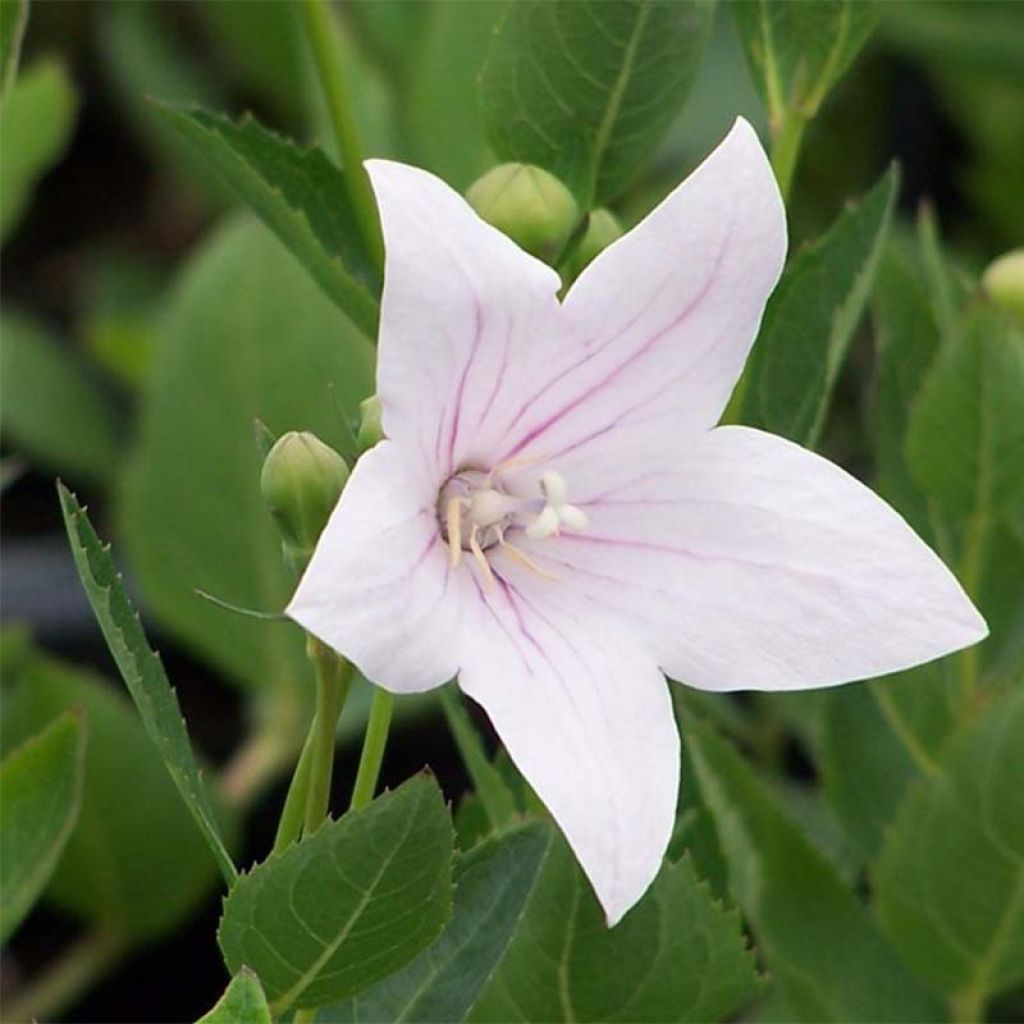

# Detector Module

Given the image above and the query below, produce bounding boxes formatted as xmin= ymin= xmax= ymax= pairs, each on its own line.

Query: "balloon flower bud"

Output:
xmin=357 ymin=394 xmax=384 ymax=451
xmin=261 ymin=431 xmax=349 ymax=572
xmin=982 ymin=249 xmax=1024 ymax=325
xmin=564 ymin=208 xmax=624 ymax=279
xmin=466 ymin=163 xmax=578 ymax=259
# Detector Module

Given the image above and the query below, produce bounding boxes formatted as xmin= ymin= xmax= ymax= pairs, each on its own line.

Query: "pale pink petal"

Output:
xmin=365 ymin=159 xmax=567 ymax=481
xmin=524 ymin=426 xmax=987 ymax=691
xmin=456 ymin=560 xmax=679 ymax=925
xmin=287 ymin=442 xmax=464 ymax=693
xmin=492 ymin=117 xmax=786 ymax=489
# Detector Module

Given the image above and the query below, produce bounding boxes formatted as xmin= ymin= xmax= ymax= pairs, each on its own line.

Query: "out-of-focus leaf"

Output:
xmin=906 ymin=305 xmax=1024 ymax=520
xmin=327 ymin=825 xmax=549 ymax=1023
xmin=121 ymin=218 xmax=373 ymax=693
xmin=734 ymin=166 xmax=898 ymax=447
xmin=732 ymin=0 xmax=877 ymax=125
xmin=0 ymin=711 xmax=86 ymax=942
xmin=218 ymin=776 xmax=453 ymax=1014
xmin=0 ymin=56 xmax=78 ymax=242
xmin=196 ymin=968 xmax=272 ymax=1024
xmin=683 ymin=715 xmax=943 ymax=1022
xmin=0 ymin=311 xmax=120 ymax=483
xmin=59 ymin=484 xmax=238 ymax=886
xmin=0 ymin=639 xmax=230 ymax=942
xmin=157 ymin=106 xmax=379 ymax=337
xmin=481 ymin=0 xmax=715 ymax=207
xmin=399 ymin=0 xmax=502 ymax=189
xmin=469 ymin=833 xmax=759 ymax=1022
xmin=0 ymin=0 xmax=28 ymax=96
xmin=821 ymin=665 xmax=956 ymax=863
xmin=875 ymin=690 xmax=1024 ymax=1007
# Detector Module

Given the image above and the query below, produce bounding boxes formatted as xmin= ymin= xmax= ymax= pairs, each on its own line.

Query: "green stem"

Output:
xmin=439 ymin=684 xmax=517 ymax=828
xmin=950 ymin=986 xmax=985 ymax=1024
xmin=349 ymin=687 xmax=395 ymax=811
xmin=299 ymin=0 xmax=384 ymax=276
xmin=3 ymin=927 xmax=123 ymax=1023
xmin=770 ymin=109 xmax=806 ymax=203
xmin=292 ymin=1008 xmax=318 ymax=1024
xmin=302 ymin=639 xmax=354 ymax=837
xmin=272 ymin=719 xmax=317 ymax=855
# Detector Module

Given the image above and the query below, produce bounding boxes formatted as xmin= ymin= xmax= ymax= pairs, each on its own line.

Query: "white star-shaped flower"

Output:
xmin=288 ymin=118 xmax=987 ymax=925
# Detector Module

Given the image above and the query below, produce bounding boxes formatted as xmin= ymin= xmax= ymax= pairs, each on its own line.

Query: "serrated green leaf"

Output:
xmin=875 ymin=690 xmax=1024 ymax=1008
xmin=905 ymin=305 xmax=1024 ymax=520
xmin=327 ymin=824 xmax=550 ymax=1023
xmin=0 ymin=711 xmax=86 ymax=942
xmin=0 ymin=310 xmax=121 ymax=483
xmin=219 ymin=776 xmax=453 ymax=1013
xmin=481 ymin=0 xmax=715 ymax=207
xmin=735 ymin=166 xmax=898 ymax=447
xmin=0 ymin=638 xmax=229 ymax=941
xmin=0 ymin=0 xmax=28 ymax=96
xmin=121 ymin=218 xmax=373 ymax=693
xmin=156 ymin=105 xmax=379 ymax=338
xmin=732 ymin=0 xmax=877 ymax=125
xmin=683 ymin=715 xmax=943 ymax=1022
xmin=0 ymin=56 xmax=78 ymax=242
xmin=197 ymin=967 xmax=272 ymax=1024
xmin=58 ymin=483 xmax=238 ymax=886
xmin=468 ymin=833 xmax=759 ymax=1022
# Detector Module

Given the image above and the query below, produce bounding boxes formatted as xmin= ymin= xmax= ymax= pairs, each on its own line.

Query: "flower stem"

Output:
xmin=770 ymin=108 xmax=806 ymax=203
xmin=272 ymin=717 xmax=317 ymax=854
xmin=293 ymin=1009 xmax=318 ymax=1024
xmin=349 ymin=687 xmax=395 ymax=811
xmin=302 ymin=638 xmax=354 ymax=837
xmin=298 ymin=0 xmax=384 ymax=277
xmin=439 ymin=684 xmax=517 ymax=829
xmin=3 ymin=927 xmax=123 ymax=1023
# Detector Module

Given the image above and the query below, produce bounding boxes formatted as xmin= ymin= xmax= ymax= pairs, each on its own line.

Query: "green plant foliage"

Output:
xmin=0 ymin=56 xmax=78 ymax=241
xmin=481 ymin=0 xmax=715 ymax=207
xmin=734 ymin=166 xmax=898 ymax=446
xmin=59 ymin=484 xmax=239 ymax=886
xmin=469 ymin=833 xmax=759 ymax=1023
xmin=158 ymin=106 xmax=380 ymax=338
xmin=906 ymin=305 xmax=1024 ymax=521
xmin=218 ymin=776 xmax=453 ymax=1014
xmin=732 ymin=0 xmax=877 ymax=124
xmin=0 ymin=637 xmax=229 ymax=942
xmin=0 ymin=0 xmax=27 ymax=96
xmin=683 ymin=715 xmax=943 ymax=1021
xmin=0 ymin=711 xmax=86 ymax=942
xmin=121 ymin=218 xmax=374 ymax=693
xmin=327 ymin=825 xmax=550 ymax=1022
xmin=0 ymin=311 xmax=121 ymax=484
xmin=875 ymin=690 xmax=1024 ymax=1010
xmin=196 ymin=968 xmax=272 ymax=1024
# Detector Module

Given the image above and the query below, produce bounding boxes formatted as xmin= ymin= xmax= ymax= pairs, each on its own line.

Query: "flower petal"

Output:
xmin=495 ymin=117 xmax=787 ymax=485
xmin=365 ymin=159 xmax=565 ymax=480
xmin=531 ymin=426 xmax=987 ymax=691
xmin=287 ymin=441 xmax=463 ymax=692
xmin=456 ymin=563 xmax=679 ymax=925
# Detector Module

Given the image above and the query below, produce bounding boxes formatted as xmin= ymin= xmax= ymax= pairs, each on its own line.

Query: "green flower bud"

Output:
xmin=357 ymin=394 xmax=384 ymax=451
xmin=564 ymin=208 xmax=624 ymax=279
xmin=260 ymin=431 xmax=349 ymax=572
xmin=982 ymin=249 xmax=1024 ymax=324
xmin=466 ymin=163 xmax=578 ymax=259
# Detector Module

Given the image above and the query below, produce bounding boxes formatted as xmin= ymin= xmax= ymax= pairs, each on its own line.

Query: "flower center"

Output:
xmin=437 ymin=464 xmax=587 ymax=586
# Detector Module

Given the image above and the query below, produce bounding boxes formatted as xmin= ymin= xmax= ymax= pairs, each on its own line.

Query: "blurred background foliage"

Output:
xmin=1 ymin=1 xmax=1022 ymax=1021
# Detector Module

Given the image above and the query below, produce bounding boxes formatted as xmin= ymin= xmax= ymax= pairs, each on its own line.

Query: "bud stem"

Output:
xmin=770 ymin=108 xmax=805 ymax=202
xmin=298 ymin=0 xmax=384 ymax=282
xmin=349 ymin=687 xmax=395 ymax=811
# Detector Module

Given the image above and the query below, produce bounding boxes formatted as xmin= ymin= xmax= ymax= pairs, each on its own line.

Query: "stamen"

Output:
xmin=469 ymin=525 xmax=495 ymax=589
xmin=499 ymin=534 xmax=558 ymax=581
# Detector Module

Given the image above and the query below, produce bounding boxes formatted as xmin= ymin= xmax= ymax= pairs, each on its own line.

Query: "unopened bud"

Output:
xmin=467 ymin=163 xmax=578 ymax=259
xmin=261 ymin=431 xmax=348 ymax=571
xmin=357 ymin=394 xmax=384 ymax=451
xmin=564 ymin=208 xmax=623 ymax=279
xmin=982 ymin=249 xmax=1024 ymax=324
